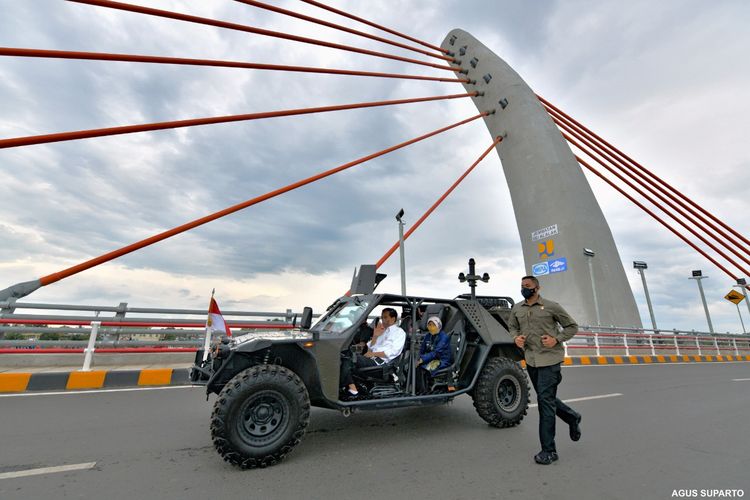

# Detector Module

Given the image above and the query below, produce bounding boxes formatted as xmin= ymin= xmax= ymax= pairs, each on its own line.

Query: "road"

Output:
xmin=1 ymin=362 xmax=748 ymax=500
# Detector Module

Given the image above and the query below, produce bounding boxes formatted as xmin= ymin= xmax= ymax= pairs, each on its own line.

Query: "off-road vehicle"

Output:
xmin=191 ymin=264 xmax=530 ymax=469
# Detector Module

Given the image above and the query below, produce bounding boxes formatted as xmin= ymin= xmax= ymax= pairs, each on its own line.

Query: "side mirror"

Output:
xmin=300 ymin=307 xmax=313 ymax=330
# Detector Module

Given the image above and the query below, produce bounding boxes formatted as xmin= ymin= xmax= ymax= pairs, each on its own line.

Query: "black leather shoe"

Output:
xmin=570 ymin=414 xmax=582 ymax=442
xmin=534 ymin=451 xmax=559 ymax=465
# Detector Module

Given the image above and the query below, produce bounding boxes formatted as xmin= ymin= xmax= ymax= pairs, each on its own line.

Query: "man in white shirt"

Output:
xmin=341 ymin=307 xmax=406 ymax=398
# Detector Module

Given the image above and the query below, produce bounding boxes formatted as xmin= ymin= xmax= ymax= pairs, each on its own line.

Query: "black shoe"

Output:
xmin=570 ymin=414 xmax=582 ymax=442
xmin=534 ymin=451 xmax=559 ymax=465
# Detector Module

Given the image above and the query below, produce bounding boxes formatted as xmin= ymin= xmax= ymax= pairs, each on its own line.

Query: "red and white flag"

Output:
xmin=206 ymin=296 xmax=232 ymax=338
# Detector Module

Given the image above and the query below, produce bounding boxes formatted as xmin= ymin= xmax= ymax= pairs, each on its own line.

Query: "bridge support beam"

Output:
xmin=443 ymin=29 xmax=641 ymax=327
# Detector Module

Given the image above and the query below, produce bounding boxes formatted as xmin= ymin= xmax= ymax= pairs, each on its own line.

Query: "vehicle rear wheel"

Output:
xmin=210 ymin=364 xmax=310 ymax=469
xmin=472 ymin=357 xmax=529 ymax=428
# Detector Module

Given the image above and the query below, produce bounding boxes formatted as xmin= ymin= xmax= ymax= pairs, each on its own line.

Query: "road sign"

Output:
xmin=724 ymin=290 xmax=745 ymax=304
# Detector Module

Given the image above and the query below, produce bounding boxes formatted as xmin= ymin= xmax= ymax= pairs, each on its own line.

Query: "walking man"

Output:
xmin=509 ymin=275 xmax=582 ymax=465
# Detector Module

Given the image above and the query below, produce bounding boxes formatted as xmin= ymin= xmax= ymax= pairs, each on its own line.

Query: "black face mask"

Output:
xmin=521 ymin=287 xmax=536 ymax=299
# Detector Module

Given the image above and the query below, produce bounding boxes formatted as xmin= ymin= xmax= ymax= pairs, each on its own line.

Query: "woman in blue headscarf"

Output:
xmin=416 ymin=316 xmax=453 ymax=394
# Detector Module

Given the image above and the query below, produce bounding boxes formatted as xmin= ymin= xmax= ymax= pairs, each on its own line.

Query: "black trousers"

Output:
xmin=340 ymin=353 xmax=380 ymax=387
xmin=526 ymin=363 xmax=579 ymax=453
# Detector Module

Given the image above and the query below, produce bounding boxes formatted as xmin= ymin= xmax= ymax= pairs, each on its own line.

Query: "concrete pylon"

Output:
xmin=443 ymin=29 xmax=641 ymax=328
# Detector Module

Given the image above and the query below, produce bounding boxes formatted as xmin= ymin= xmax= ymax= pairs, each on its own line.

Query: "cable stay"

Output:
xmin=300 ymin=0 xmax=450 ymax=55
xmin=233 ymin=0 xmax=452 ymax=62
xmin=0 ymin=92 xmax=478 ymax=149
xmin=0 ymin=47 xmax=468 ymax=83
xmin=67 ymin=0 xmax=460 ymax=73
xmin=0 ymin=111 xmax=489 ymax=301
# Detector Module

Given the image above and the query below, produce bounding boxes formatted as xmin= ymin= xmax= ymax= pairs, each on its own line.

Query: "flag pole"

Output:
xmin=202 ymin=289 xmax=215 ymax=362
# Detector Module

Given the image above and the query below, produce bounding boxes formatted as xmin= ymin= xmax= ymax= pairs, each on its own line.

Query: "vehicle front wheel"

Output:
xmin=472 ymin=357 xmax=529 ymax=428
xmin=210 ymin=364 xmax=310 ymax=469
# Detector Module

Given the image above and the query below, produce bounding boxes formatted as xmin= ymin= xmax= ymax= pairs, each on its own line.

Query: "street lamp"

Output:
xmin=689 ymin=270 xmax=714 ymax=333
xmin=733 ymin=278 xmax=749 ymax=334
xmin=583 ymin=248 xmax=601 ymax=326
xmin=633 ymin=261 xmax=658 ymax=333
xmin=395 ymin=209 xmax=406 ymax=296
xmin=458 ymin=258 xmax=489 ymax=301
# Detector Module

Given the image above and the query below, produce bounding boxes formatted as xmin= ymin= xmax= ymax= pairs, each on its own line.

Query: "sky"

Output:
xmin=1 ymin=0 xmax=749 ymax=333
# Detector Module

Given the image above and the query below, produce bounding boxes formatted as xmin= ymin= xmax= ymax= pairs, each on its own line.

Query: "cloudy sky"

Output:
xmin=1 ymin=0 xmax=749 ymax=333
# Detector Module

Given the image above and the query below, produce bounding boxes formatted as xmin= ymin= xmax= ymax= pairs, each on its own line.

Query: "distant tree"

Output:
xmin=4 ymin=332 xmax=24 ymax=340
xmin=70 ymin=334 xmax=89 ymax=341
xmin=162 ymin=334 xmax=177 ymax=341
xmin=39 ymin=332 xmax=61 ymax=341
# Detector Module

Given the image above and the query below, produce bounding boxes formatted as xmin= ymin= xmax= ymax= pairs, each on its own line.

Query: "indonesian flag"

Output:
xmin=206 ymin=296 xmax=232 ymax=337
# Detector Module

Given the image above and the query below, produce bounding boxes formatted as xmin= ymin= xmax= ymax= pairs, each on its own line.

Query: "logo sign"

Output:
xmin=531 ymin=262 xmax=550 ymax=276
xmin=549 ymin=257 xmax=568 ymax=274
xmin=724 ymin=290 xmax=745 ymax=305
xmin=538 ymin=239 xmax=555 ymax=260
xmin=531 ymin=224 xmax=559 ymax=242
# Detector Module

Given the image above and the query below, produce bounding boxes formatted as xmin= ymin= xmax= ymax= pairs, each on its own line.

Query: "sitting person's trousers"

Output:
xmin=340 ymin=353 xmax=383 ymax=387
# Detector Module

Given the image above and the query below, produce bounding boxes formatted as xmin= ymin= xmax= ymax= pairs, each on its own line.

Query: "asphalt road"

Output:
xmin=1 ymin=362 xmax=748 ymax=500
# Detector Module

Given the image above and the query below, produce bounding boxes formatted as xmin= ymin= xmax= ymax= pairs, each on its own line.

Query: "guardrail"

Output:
xmin=566 ymin=331 xmax=750 ymax=358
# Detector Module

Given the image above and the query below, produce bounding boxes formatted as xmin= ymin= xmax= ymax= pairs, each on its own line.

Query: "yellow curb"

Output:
xmin=693 ymin=355 xmax=701 ymax=362
xmin=66 ymin=371 xmax=106 ymax=390
xmin=656 ymin=355 xmax=666 ymax=363
xmin=613 ymin=356 xmax=624 ymax=364
xmin=628 ymin=355 xmax=639 ymax=364
xmin=726 ymin=355 xmax=734 ymax=361
xmin=520 ymin=360 xmax=526 ymax=369
xmin=563 ymin=358 xmax=573 ymax=366
xmin=580 ymin=356 xmax=591 ymax=365
xmin=0 ymin=373 xmax=31 ymax=393
xmin=705 ymin=355 xmax=714 ymax=362
xmin=597 ymin=356 xmax=608 ymax=365
xmin=643 ymin=356 xmax=653 ymax=363
xmin=669 ymin=355 xmax=678 ymax=362
xmin=682 ymin=355 xmax=691 ymax=362
xmin=746 ymin=355 xmax=750 ymax=361
xmin=716 ymin=355 xmax=724 ymax=361
xmin=137 ymin=369 xmax=173 ymax=386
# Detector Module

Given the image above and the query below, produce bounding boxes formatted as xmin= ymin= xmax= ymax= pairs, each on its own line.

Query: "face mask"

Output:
xmin=427 ymin=324 xmax=439 ymax=334
xmin=521 ymin=287 xmax=536 ymax=299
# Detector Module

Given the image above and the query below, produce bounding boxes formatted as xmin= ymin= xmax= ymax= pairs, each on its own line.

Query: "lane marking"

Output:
xmin=529 ymin=392 xmax=622 ymax=407
xmin=732 ymin=378 xmax=750 ymax=381
xmin=0 ymin=385 xmax=200 ymax=398
xmin=0 ymin=462 xmax=96 ymax=480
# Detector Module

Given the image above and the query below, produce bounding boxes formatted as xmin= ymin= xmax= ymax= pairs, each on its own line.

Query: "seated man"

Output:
xmin=340 ymin=307 xmax=406 ymax=398
xmin=416 ymin=316 xmax=453 ymax=394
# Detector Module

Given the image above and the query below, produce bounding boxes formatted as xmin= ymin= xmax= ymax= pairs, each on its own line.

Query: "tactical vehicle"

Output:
xmin=191 ymin=265 xmax=530 ymax=469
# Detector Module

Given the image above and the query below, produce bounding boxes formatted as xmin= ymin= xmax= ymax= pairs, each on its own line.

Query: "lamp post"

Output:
xmin=583 ymin=248 xmax=601 ymax=326
xmin=396 ymin=209 xmax=406 ymax=296
xmin=633 ymin=261 xmax=658 ymax=333
xmin=458 ymin=258 xmax=489 ymax=301
xmin=689 ymin=270 xmax=714 ymax=333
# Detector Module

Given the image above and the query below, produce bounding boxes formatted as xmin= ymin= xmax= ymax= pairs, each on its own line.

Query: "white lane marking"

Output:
xmin=529 ymin=392 xmax=623 ymax=408
xmin=0 ymin=385 xmax=201 ymax=398
xmin=0 ymin=462 xmax=96 ymax=480
xmin=732 ymin=378 xmax=750 ymax=381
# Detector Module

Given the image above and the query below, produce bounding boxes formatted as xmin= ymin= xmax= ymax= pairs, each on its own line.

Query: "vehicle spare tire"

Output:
xmin=472 ymin=357 xmax=529 ymax=428
xmin=210 ymin=364 xmax=310 ymax=469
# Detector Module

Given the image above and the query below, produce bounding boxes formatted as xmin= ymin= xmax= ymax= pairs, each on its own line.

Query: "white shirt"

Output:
xmin=367 ymin=324 xmax=406 ymax=362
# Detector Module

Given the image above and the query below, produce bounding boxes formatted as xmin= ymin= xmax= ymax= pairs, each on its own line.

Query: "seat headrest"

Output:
xmin=420 ymin=303 xmax=449 ymax=331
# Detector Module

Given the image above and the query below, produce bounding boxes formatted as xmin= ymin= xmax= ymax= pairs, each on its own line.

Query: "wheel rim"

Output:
xmin=495 ymin=374 xmax=521 ymax=412
xmin=236 ymin=390 xmax=290 ymax=446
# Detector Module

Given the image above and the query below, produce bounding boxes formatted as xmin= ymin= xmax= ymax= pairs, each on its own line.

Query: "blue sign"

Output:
xmin=549 ymin=257 xmax=568 ymax=274
xmin=531 ymin=262 xmax=550 ymax=276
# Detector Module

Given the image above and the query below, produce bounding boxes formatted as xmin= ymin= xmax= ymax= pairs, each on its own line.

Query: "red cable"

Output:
xmin=0 ymin=47 xmax=469 ymax=83
xmin=300 ymin=0 xmax=449 ymax=55
xmin=538 ymin=95 xmax=750 ymax=249
xmin=543 ymin=101 xmax=750 ymax=260
xmin=374 ymin=136 xmax=503 ymax=268
xmin=575 ymin=154 xmax=739 ymax=282
xmin=66 ymin=0 xmax=458 ymax=72
xmin=550 ymin=112 xmax=750 ymax=270
xmin=37 ymin=112 xmax=488 ymax=287
xmin=233 ymin=0 xmax=452 ymax=62
xmin=0 ymin=91 xmax=477 ymax=149
xmin=562 ymin=129 xmax=750 ymax=278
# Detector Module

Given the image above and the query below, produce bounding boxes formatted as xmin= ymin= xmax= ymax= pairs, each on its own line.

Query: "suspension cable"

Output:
xmin=0 ymin=91 xmax=478 ymax=149
xmin=301 ymin=0 xmax=449 ymax=55
xmin=37 ymin=112 xmax=489 ymax=287
xmin=563 ymin=130 xmax=750 ymax=278
xmin=233 ymin=0 xmax=452 ymax=62
xmin=66 ymin=0 xmax=459 ymax=72
xmin=544 ymin=101 xmax=750 ymax=260
xmin=0 ymin=47 xmax=469 ymax=83
xmin=374 ymin=136 xmax=503 ymax=269
xmin=575 ymin=154 xmax=739 ymax=282
xmin=538 ymin=95 xmax=750 ymax=249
